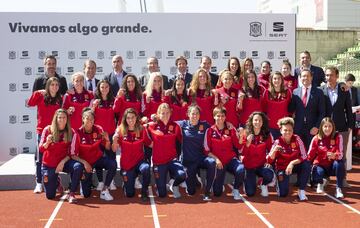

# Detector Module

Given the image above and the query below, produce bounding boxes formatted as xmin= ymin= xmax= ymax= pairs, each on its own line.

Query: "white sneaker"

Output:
xmin=109 ymin=180 xmax=117 ymax=190
xmin=100 ymin=189 xmax=114 ymax=201
xmin=323 ymin=178 xmax=329 ymax=188
xmin=33 ymin=183 xmax=43 ymax=193
xmin=167 ymin=179 xmax=175 ymax=191
xmin=135 ymin=177 xmax=142 ymax=189
xmin=170 ymin=184 xmax=181 ymax=198
xmin=96 ymin=182 xmax=104 ymax=191
xmin=260 ymin=185 xmax=269 ymax=197
xmin=298 ymin=190 xmax=308 ymax=201
xmin=80 ymin=182 xmax=84 ymax=196
xmin=232 ymin=189 xmax=241 ymax=200
xmin=180 ymin=181 xmax=187 ymax=188
xmin=316 ymin=183 xmax=324 ymax=194
xmin=335 ymin=187 xmax=344 ymax=198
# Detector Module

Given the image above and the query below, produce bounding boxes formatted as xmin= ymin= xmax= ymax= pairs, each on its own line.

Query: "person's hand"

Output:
xmin=215 ymin=158 xmax=223 ymax=169
xmin=141 ymin=116 xmax=148 ymax=124
xmin=146 ymin=95 xmax=152 ymax=103
xmin=117 ymin=88 xmax=125 ymax=97
xmin=310 ymin=127 xmax=318 ymax=136
xmin=92 ymin=99 xmax=100 ymax=108
xmin=68 ymin=106 xmax=75 ymax=115
xmin=38 ymin=89 xmax=46 ymax=96
xmin=102 ymin=131 xmax=109 ymax=142
xmin=55 ymin=160 xmax=65 ymax=173
xmin=46 ymin=134 xmax=53 ymax=144
xmin=84 ymin=161 xmax=92 ymax=173
xmin=285 ymin=163 xmax=294 ymax=175
xmin=67 ymin=89 xmax=75 ymax=95
xmin=327 ymin=151 xmax=336 ymax=160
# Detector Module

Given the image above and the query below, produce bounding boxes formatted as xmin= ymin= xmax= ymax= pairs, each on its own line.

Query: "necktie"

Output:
xmin=302 ymin=87 xmax=308 ymax=106
xmin=88 ymin=80 xmax=93 ymax=91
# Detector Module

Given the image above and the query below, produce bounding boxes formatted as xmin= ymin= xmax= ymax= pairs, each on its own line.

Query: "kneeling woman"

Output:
xmin=308 ymin=117 xmax=345 ymax=198
xmin=242 ymin=112 xmax=274 ymax=197
xmin=267 ymin=117 xmax=310 ymax=201
xmin=204 ymin=106 xmax=245 ymax=200
xmin=74 ymin=108 xmax=117 ymax=201
xmin=146 ymin=103 xmax=186 ymax=198
xmin=39 ymin=109 xmax=83 ymax=203
xmin=112 ymin=108 xmax=152 ymax=201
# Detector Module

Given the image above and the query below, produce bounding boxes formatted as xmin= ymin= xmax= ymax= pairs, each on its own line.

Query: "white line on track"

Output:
xmin=148 ymin=186 xmax=161 ymax=228
xmin=44 ymin=193 xmax=68 ymax=228
xmin=324 ymin=193 xmax=360 ymax=215
xmin=227 ymin=184 xmax=274 ymax=228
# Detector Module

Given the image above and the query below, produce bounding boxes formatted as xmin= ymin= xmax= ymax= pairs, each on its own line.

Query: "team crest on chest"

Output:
xmin=231 ymin=92 xmax=235 ymax=97
xmin=291 ymin=142 xmax=296 ymax=149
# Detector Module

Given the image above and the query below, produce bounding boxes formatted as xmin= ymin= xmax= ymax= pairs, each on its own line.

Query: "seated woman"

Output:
xmin=74 ymin=108 xmax=117 ymax=201
xmin=204 ymin=106 xmax=245 ymax=200
xmin=112 ymin=108 xmax=152 ymax=201
xmin=308 ymin=117 xmax=345 ymax=198
xmin=267 ymin=117 xmax=310 ymax=201
xmin=241 ymin=112 xmax=274 ymax=197
xmin=39 ymin=109 xmax=83 ymax=203
xmin=177 ymin=105 xmax=216 ymax=201
xmin=146 ymin=103 xmax=186 ymax=198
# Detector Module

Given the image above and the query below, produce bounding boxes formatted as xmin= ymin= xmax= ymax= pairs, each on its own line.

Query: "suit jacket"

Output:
xmin=103 ymin=71 xmax=127 ymax=96
xmin=294 ymin=65 xmax=325 ymax=87
xmin=169 ymin=72 xmax=193 ymax=89
xmin=350 ymin=87 xmax=359 ymax=107
xmin=138 ymin=72 xmax=170 ymax=91
xmin=209 ymin=72 xmax=219 ymax=89
xmin=289 ymin=86 xmax=325 ymax=133
xmin=320 ymin=83 xmax=353 ymax=132
xmin=32 ymin=73 xmax=68 ymax=95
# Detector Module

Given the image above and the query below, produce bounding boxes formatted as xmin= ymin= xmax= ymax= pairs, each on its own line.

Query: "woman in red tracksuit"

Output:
xmin=63 ymin=72 xmax=94 ymax=129
xmin=281 ymin=59 xmax=297 ymax=93
xmin=39 ymin=109 xmax=83 ymax=203
xmin=146 ymin=103 xmax=186 ymax=198
xmin=216 ymin=70 xmax=240 ymax=128
xmin=112 ymin=108 xmax=152 ymax=201
xmin=241 ymin=112 xmax=274 ymax=197
xmin=28 ymin=77 xmax=62 ymax=193
xmin=113 ymin=74 xmax=143 ymax=124
xmin=188 ymin=68 xmax=218 ymax=125
xmin=163 ymin=77 xmax=189 ymax=121
xmin=238 ymin=70 xmax=266 ymax=127
xmin=263 ymin=71 xmax=292 ymax=139
xmin=216 ymin=57 xmax=243 ymax=90
xmin=257 ymin=60 xmax=271 ymax=89
xmin=308 ymin=117 xmax=345 ymax=198
xmin=204 ymin=106 xmax=245 ymax=200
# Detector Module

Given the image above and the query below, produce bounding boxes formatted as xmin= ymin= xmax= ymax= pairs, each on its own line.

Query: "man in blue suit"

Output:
xmin=104 ymin=55 xmax=127 ymax=96
xmin=294 ymin=51 xmax=325 ymax=87
xmin=289 ymin=69 xmax=325 ymax=149
xmin=200 ymin=56 xmax=218 ymax=89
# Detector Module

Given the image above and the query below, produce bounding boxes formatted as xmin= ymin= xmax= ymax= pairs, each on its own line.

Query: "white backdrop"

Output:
xmin=0 ymin=12 xmax=296 ymax=163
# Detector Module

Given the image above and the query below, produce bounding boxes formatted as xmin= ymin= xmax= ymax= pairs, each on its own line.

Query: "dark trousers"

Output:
xmin=153 ymin=160 xmax=186 ymax=198
xmin=183 ymin=156 xmax=216 ymax=195
xmin=244 ymin=166 xmax=274 ymax=197
xmin=312 ymin=160 xmax=345 ymax=188
xmin=277 ymin=160 xmax=311 ymax=197
xmin=122 ymin=160 xmax=150 ymax=197
xmin=96 ymin=133 xmax=116 ymax=182
xmin=42 ymin=160 xmax=83 ymax=199
xmin=81 ymin=157 xmax=117 ymax=198
xmin=35 ymin=134 xmax=42 ymax=184
xmin=213 ymin=158 xmax=245 ymax=197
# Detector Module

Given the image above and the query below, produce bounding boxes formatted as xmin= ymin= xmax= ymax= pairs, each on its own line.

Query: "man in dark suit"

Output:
xmin=169 ymin=56 xmax=193 ymax=88
xmin=289 ymin=69 xmax=325 ymax=149
xmin=83 ymin=59 xmax=99 ymax=93
xmin=294 ymin=51 xmax=325 ymax=87
xmin=32 ymin=55 xmax=68 ymax=95
xmin=345 ymin=73 xmax=359 ymax=128
xmin=104 ymin=55 xmax=127 ymax=96
xmin=200 ymin=56 xmax=218 ymax=88
xmin=138 ymin=57 xmax=169 ymax=91
xmin=321 ymin=66 xmax=353 ymax=186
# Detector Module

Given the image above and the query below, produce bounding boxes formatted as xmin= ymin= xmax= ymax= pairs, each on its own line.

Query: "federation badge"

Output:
xmin=224 ymin=129 xmax=229 ymax=135
xmin=291 ymin=142 xmax=296 ymax=149
xmin=231 ymin=92 xmax=235 ymax=97
xmin=85 ymin=94 xmax=89 ymax=100
xmin=330 ymin=139 xmax=335 ymax=146
xmin=93 ymin=133 xmax=97 ymax=139
xmin=168 ymin=125 xmax=174 ymax=132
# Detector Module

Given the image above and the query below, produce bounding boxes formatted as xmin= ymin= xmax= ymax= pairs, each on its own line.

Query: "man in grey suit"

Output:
xmin=138 ymin=57 xmax=169 ymax=91
xmin=104 ymin=55 xmax=127 ymax=96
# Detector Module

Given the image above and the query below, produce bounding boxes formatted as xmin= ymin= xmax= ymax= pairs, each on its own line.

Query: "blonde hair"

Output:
xmin=277 ymin=117 xmax=294 ymax=129
xmin=71 ymin=71 xmax=85 ymax=83
xmin=144 ymin=72 xmax=163 ymax=97
xmin=50 ymin=109 xmax=72 ymax=143
xmin=189 ymin=68 xmax=211 ymax=97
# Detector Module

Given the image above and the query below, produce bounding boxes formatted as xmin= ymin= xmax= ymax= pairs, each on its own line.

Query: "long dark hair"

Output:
xmin=169 ymin=77 xmax=189 ymax=104
xmin=44 ymin=77 xmax=62 ymax=106
xmin=121 ymin=74 xmax=142 ymax=101
xmin=95 ymin=79 xmax=114 ymax=101
xmin=245 ymin=111 xmax=270 ymax=141
xmin=242 ymin=70 xmax=260 ymax=99
xmin=318 ymin=117 xmax=336 ymax=140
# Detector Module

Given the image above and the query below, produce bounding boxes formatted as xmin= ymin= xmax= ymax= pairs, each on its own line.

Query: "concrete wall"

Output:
xmin=296 ymin=29 xmax=358 ymax=66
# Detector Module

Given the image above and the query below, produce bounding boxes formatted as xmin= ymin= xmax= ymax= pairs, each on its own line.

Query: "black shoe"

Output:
xmin=141 ymin=192 xmax=149 ymax=201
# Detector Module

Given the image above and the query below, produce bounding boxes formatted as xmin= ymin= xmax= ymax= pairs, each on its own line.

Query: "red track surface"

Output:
xmin=1 ymin=160 xmax=360 ymax=228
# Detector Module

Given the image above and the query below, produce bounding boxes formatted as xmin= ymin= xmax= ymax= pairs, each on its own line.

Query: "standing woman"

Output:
xmin=188 ymin=68 xmax=218 ymax=125
xmin=113 ymin=74 xmax=143 ymax=124
xmin=281 ymin=60 xmax=297 ymax=93
xmin=238 ymin=70 xmax=266 ymax=127
xmin=216 ymin=70 xmax=240 ymax=128
xmin=243 ymin=57 xmax=254 ymax=73
xmin=267 ymin=117 xmax=310 ymax=201
xmin=227 ymin=57 xmax=243 ymax=90
xmin=164 ymin=77 xmax=189 ymax=121
xmin=74 ymin=108 xmax=117 ymax=201
xmin=39 ymin=109 xmax=83 ymax=203
xmin=112 ymin=108 xmax=152 ymax=201
xmin=258 ymin=61 xmax=272 ymax=89
xmin=177 ymin=105 xmax=216 ymax=201
xmin=204 ymin=107 xmax=245 ymax=200
xmin=241 ymin=112 xmax=274 ymax=197
xmin=92 ymin=80 xmax=117 ymax=190
xmin=146 ymin=103 xmax=186 ymax=198
xmin=28 ymin=77 xmax=62 ymax=193
xmin=142 ymin=72 xmax=166 ymax=122
xmin=263 ymin=71 xmax=292 ymax=139
xmin=308 ymin=117 xmax=345 ymax=198
xmin=63 ymin=72 xmax=94 ymax=129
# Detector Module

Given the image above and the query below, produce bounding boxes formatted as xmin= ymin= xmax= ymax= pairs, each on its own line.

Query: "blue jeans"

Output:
xmin=244 ymin=166 xmax=274 ymax=197
xmin=311 ymin=160 xmax=345 ymax=188
xmin=122 ymin=160 xmax=151 ymax=197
